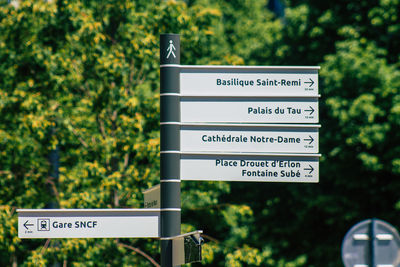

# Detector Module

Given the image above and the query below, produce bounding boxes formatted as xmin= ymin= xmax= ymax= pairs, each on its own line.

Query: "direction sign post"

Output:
xmin=159 ymin=34 xmax=320 ymax=266
xmin=160 ymin=33 xmax=181 ymax=267
xmin=17 ymin=33 xmax=320 ymax=267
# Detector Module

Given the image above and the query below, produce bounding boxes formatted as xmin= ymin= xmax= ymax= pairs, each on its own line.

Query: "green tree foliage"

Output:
xmin=183 ymin=0 xmax=400 ymax=266
xmin=0 ymin=0 xmax=399 ymax=266
xmin=0 ymin=0 xmax=223 ymax=265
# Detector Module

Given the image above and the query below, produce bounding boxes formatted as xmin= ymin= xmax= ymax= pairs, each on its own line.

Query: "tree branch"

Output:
xmin=184 ymin=202 xmax=232 ymax=211
xmin=46 ymin=176 xmax=62 ymax=208
xmin=40 ymin=239 xmax=51 ymax=255
xmin=201 ymin=234 xmax=220 ymax=244
xmin=97 ymin=115 xmax=107 ymax=140
xmin=114 ymin=189 xmax=119 ymax=207
xmin=116 ymin=240 xmax=160 ymax=267
xmin=68 ymin=123 xmax=89 ymax=148
xmin=123 ymin=152 xmax=129 ymax=170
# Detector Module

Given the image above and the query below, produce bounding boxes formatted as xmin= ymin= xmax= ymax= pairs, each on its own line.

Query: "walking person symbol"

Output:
xmin=166 ymin=40 xmax=176 ymax=59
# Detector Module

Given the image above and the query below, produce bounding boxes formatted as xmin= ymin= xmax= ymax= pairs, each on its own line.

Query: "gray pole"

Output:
xmin=160 ymin=33 xmax=181 ymax=267
xmin=369 ymin=218 xmax=375 ymax=267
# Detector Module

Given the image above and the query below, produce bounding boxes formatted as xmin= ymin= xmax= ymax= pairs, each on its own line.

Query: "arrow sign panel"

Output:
xmin=181 ymin=124 xmax=319 ymax=154
xmin=143 ymin=184 xmax=160 ymax=208
xmin=181 ymin=97 xmax=319 ymax=123
xmin=18 ymin=209 xmax=160 ymax=239
xmin=181 ymin=153 xmax=319 ymax=183
xmin=180 ymin=66 xmax=319 ymax=97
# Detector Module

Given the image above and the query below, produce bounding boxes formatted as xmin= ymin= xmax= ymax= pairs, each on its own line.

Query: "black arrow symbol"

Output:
xmin=24 ymin=220 xmax=34 ymax=230
xmin=304 ymin=135 xmax=314 ymax=144
xmin=304 ymin=78 xmax=314 ymax=87
xmin=304 ymin=165 xmax=314 ymax=174
xmin=304 ymin=106 xmax=315 ymax=115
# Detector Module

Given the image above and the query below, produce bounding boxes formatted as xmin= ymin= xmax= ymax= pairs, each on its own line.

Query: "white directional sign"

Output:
xmin=180 ymin=66 xmax=319 ymax=97
xmin=143 ymin=184 xmax=160 ymax=208
xmin=181 ymin=97 xmax=318 ymax=123
xmin=181 ymin=124 xmax=319 ymax=154
xmin=18 ymin=209 xmax=160 ymax=239
xmin=181 ymin=153 xmax=319 ymax=183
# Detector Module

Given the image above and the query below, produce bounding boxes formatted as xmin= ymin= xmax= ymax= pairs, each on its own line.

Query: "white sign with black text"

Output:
xmin=181 ymin=124 xmax=319 ymax=154
xmin=18 ymin=209 xmax=160 ymax=239
xmin=181 ymin=153 xmax=319 ymax=183
xmin=143 ymin=184 xmax=160 ymax=209
xmin=181 ymin=97 xmax=318 ymax=123
xmin=180 ymin=66 xmax=319 ymax=97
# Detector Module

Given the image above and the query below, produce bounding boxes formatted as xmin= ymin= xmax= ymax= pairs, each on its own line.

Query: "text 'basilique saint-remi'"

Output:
xmin=216 ymin=78 xmax=302 ymax=87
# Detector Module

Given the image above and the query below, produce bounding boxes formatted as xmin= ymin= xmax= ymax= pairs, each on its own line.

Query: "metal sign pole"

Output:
xmin=369 ymin=218 xmax=375 ymax=267
xmin=160 ymin=33 xmax=181 ymax=267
